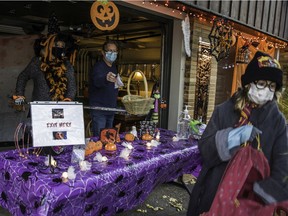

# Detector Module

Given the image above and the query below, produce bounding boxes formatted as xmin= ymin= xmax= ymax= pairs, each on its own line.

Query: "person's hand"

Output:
xmin=227 ymin=125 xmax=262 ymax=150
xmin=107 ymin=72 xmax=116 ymax=83
xmin=248 ymin=126 xmax=262 ymax=142
xmin=13 ymin=95 xmax=25 ymax=105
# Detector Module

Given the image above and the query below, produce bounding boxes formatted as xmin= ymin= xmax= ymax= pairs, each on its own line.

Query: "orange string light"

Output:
xmin=148 ymin=0 xmax=287 ymax=48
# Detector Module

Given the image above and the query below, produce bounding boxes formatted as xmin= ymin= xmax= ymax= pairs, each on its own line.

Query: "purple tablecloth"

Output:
xmin=0 ymin=129 xmax=201 ymax=216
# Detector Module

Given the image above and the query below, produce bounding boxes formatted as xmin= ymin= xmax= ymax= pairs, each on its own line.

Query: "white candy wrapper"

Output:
xmin=94 ymin=152 xmax=108 ymax=162
xmin=115 ymin=74 xmax=124 ymax=89
xmin=79 ymin=160 xmax=92 ymax=171
xmin=121 ymin=142 xmax=133 ymax=150
xmin=119 ymin=148 xmax=132 ymax=160
xmin=67 ymin=166 xmax=76 ymax=180
xmin=173 ymin=136 xmax=180 ymax=142
xmin=150 ymin=140 xmax=160 ymax=147
xmin=71 ymin=144 xmax=86 ymax=163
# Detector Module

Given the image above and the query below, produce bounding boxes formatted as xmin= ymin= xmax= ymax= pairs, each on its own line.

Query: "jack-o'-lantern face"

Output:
xmin=100 ymin=128 xmax=117 ymax=144
xmin=90 ymin=1 xmax=120 ymax=31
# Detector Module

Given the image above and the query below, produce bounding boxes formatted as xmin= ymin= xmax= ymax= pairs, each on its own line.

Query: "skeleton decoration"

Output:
xmin=90 ymin=0 xmax=120 ymax=31
xmin=208 ymin=18 xmax=233 ymax=62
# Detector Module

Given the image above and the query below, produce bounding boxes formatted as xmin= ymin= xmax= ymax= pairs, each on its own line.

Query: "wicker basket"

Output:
xmin=122 ymin=70 xmax=155 ymax=115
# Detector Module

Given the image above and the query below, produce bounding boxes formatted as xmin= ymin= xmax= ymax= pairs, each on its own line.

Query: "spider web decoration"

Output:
xmin=208 ymin=18 xmax=233 ymax=62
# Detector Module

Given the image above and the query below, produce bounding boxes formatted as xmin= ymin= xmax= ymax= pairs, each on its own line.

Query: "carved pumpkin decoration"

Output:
xmin=124 ymin=133 xmax=135 ymax=142
xmin=90 ymin=1 xmax=120 ymax=31
xmin=100 ymin=128 xmax=117 ymax=144
xmin=105 ymin=142 xmax=117 ymax=151
xmin=85 ymin=140 xmax=103 ymax=156
xmin=160 ymin=99 xmax=167 ymax=109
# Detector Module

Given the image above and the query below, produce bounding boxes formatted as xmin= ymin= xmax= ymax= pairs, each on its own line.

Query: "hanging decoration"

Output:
xmin=236 ymin=40 xmax=251 ymax=64
xmin=181 ymin=14 xmax=191 ymax=57
xmin=194 ymin=42 xmax=212 ymax=123
xmin=208 ymin=18 xmax=233 ymax=62
xmin=90 ymin=0 xmax=120 ymax=31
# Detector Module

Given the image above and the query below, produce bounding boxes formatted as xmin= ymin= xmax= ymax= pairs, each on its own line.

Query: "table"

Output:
xmin=0 ymin=129 xmax=201 ymax=216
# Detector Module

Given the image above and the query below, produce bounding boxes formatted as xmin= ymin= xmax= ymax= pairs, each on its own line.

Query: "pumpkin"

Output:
xmin=100 ymin=128 xmax=117 ymax=144
xmin=85 ymin=140 xmax=103 ymax=156
xmin=124 ymin=133 xmax=135 ymax=142
xmin=142 ymin=133 xmax=153 ymax=141
xmin=160 ymin=101 xmax=167 ymax=109
xmin=90 ymin=1 xmax=120 ymax=31
xmin=105 ymin=142 xmax=117 ymax=151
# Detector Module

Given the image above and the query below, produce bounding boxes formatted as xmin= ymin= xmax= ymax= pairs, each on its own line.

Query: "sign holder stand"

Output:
xmin=37 ymin=148 xmax=61 ymax=174
xmin=29 ymin=101 xmax=85 ymax=174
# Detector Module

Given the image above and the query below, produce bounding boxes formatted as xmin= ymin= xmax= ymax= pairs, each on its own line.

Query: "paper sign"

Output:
xmin=30 ymin=101 xmax=85 ymax=147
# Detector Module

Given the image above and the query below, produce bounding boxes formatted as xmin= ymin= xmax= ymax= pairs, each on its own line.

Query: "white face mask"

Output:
xmin=248 ymin=83 xmax=274 ymax=105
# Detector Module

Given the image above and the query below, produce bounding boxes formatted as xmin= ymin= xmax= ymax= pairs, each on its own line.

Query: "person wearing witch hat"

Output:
xmin=14 ymin=13 xmax=77 ymax=104
xmin=13 ymin=13 xmax=78 ymax=155
xmin=187 ymin=51 xmax=288 ymax=215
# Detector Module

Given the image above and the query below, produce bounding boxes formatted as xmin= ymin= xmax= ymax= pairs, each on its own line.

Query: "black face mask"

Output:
xmin=52 ymin=47 xmax=65 ymax=59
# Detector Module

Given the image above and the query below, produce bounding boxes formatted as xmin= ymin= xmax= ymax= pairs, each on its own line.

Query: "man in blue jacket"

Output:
xmin=89 ymin=40 xmax=121 ymax=137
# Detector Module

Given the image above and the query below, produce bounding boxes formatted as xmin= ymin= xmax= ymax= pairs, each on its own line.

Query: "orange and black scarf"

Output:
xmin=40 ymin=34 xmax=68 ymax=101
xmin=40 ymin=60 xmax=68 ymax=101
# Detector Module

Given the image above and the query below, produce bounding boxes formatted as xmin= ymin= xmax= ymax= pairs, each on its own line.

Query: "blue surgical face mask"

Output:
xmin=105 ymin=51 xmax=117 ymax=63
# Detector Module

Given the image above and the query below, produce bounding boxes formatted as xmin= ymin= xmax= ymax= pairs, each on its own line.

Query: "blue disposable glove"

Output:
xmin=227 ymin=125 xmax=262 ymax=150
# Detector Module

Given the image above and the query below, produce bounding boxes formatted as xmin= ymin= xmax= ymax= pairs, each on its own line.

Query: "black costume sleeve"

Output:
xmin=64 ymin=61 xmax=76 ymax=100
xmin=15 ymin=57 xmax=36 ymax=96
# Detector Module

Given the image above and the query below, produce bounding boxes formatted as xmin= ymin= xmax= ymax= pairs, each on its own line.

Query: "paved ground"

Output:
xmin=117 ymin=175 xmax=195 ymax=216
xmin=0 ymin=143 xmax=196 ymax=216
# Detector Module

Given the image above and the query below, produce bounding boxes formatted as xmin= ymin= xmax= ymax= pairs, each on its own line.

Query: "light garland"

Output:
xmin=235 ymin=31 xmax=287 ymax=49
xmin=222 ymin=64 xmax=235 ymax=69
xmin=141 ymin=0 xmax=287 ymax=49
xmin=143 ymin=0 xmax=221 ymax=23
